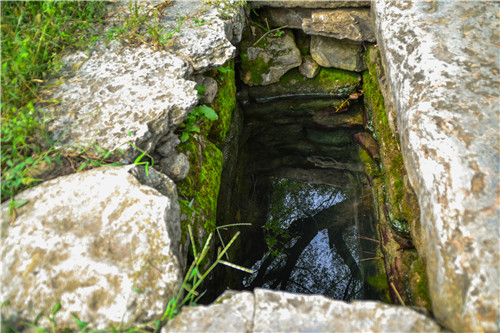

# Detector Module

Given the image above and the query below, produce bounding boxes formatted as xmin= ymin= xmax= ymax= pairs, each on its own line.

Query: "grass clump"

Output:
xmin=1 ymin=1 xmax=108 ymax=202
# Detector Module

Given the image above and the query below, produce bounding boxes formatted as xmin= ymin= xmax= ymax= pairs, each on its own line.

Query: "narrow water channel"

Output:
xmin=204 ymin=72 xmax=384 ymax=302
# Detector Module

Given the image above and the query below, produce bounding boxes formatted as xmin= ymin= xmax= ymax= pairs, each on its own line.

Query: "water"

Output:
xmin=242 ymin=178 xmax=372 ymax=300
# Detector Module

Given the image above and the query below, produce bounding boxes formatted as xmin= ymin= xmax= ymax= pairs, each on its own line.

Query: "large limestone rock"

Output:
xmin=311 ymin=35 xmax=367 ymax=71
xmin=373 ymin=1 xmax=500 ymax=332
xmin=40 ymin=1 xmax=244 ymax=162
xmin=164 ymin=289 xmax=443 ymax=332
xmin=262 ymin=7 xmax=375 ymax=42
xmin=1 ymin=165 xmax=183 ymax=329
xmin=41 ymin=40 xmax=197 ymax=163
xmin=240 ymin=28 xmax=302 ymax=86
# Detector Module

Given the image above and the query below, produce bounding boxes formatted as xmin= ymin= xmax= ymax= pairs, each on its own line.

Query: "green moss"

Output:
xmin=178 ymin=138 xmax=223 ymax=240
xmin=404 ymin=252 xmax=432 ymax=310
xmin=317 ymin=67 xmax=359 ymax=88
xmin=209 ymin=60 xmax=236 ymax=148
xmin=240 ymin=53 xmax=269 ymax=86
xmin=358 ymin=147 xmax=381 ymax=178
xmin=363 ymin=50 xmax=408 ymax=225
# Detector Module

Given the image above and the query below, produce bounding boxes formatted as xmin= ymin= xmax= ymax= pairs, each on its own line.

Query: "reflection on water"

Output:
xmin=243 ymin=178 xmax=376 ymax=301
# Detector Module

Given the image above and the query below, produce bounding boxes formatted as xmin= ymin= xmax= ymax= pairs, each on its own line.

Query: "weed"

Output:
xmin=161 ymin=224 xmax=253 ymax=323
xmin=1 ymin=1 xmax=108 ymax=201
xmin=106 ymin=1 xmax=182 ymax=51
xmin=178 ymin=105 xmax=218 ymax=143
xmin=203 ymin=0 xmax=247 ymax=20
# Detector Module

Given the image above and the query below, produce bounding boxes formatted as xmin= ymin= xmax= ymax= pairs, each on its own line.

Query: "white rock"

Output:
xmin=373 ymin=1 xmax=500 ymax=331
xmin=1 ymin=166 xmax=182 ymax=329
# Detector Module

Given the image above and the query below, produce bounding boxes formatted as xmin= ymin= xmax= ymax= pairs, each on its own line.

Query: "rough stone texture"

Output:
xmin=165 ymin=2 xmax=241 ymax=72
xmin=240 ymin=29 xmax=302 ymax=86
xmin=373 ymin=1 xmax=500 ymax=332
xmin=262 ymin=7 xmax=375 ymax=42
xmin=0 ymin=165 xmax=183 ymax=329
xmin=311 ymin=35 xmax=366 ymax=72
xmin=160 ymin=152 xmax=190 ymax=182
xmin=303 ymin=8 xmax=375 ymax=42
xmin=246 ymin=68 xmax=360 ymax=103
xmin=193 ymin=75 xmax=218 ymax=104
xmin=163 ymin=291 xmax=254 ymax=332
xmin=165 ymin=289 xmax=442 ymax=332
xmin=40 ymin=40 xmax=197 ymax=162
xmin=252 ymin=1 xmax=371 ymax=9
xmin=156 ymin=131 xmax=181 ymax=158
xmin=299 ymin=55 xmax=320 ymax=78
xmin=39 ymin=0 xmax=245 ymax=162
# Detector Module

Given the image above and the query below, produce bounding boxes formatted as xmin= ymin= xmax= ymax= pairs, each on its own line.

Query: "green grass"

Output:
xmin=1 ymin=1 xmax=108 ymax=202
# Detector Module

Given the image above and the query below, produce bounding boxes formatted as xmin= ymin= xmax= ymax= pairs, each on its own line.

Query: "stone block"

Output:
xmin=373 ymin=1 xmax=500 ymax=331
xmin=311 ymin=35 xmax=367 ymax=72
xmin=1 ymin=166 xmax=182 ymax=329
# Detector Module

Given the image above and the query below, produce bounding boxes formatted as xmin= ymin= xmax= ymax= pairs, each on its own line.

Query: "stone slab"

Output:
xmin=373 ymin=1 xmax=500 ymax=332
xmin=251 ymin=1 xmax=371 ymax=9
xmin=164 ymin=289 xmax=443 ymax=332
xmin=163 ymin=291 xmax=255 ymax=332
xmin=262 ymin=7 xmax=375 ymax=42
xmin=311 ymin=35 xmax=367 ymax=71
xmin=39 ymin=0 xmax=244 ymax=162
xmin=1 ymin=165 xmax=182 ymax=329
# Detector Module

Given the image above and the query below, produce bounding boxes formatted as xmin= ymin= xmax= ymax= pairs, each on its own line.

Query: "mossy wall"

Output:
xmin=177 ymin=60 xmax=236 ymax=250
xmin=361 ymin=46 xmax=431 ymax=311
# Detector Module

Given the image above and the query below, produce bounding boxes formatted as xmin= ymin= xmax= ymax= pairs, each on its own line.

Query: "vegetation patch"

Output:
xmin=361 ymin=46 xmax=430 ymax=311
xmin=177 ymin=59 xmax=236 ymax=243
xmin=208 ymin=61 xmax=236 ymax=148
xmin=1 ymin=1 xmax=108 ymax=202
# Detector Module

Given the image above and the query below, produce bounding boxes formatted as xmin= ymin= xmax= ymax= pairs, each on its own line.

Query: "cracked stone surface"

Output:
xmin=38 ymin=0 xmax=244 ymax=162
xmin=373 ymin=1 xmax=500 ymax=331
xmin=164 ymin=289 xmax=443 ymax=332
xmin=1 ymin=166 xmax=182 ymax=329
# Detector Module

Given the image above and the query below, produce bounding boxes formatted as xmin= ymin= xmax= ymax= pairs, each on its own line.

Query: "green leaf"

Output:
xmin=71 ymin=314 xmax=88 ymax=329
xmin=189 ymin=126 xmax=200 ymax=133
xmin=195 ymin=105 xmax=218 ymax=121
xmin=51 ymin=302 xmax=61 ymax=315
xmin=195 ymin=84 xmax=207 ymax=97
xmin=217 ymin=66 xmax=228 ymax=73
xmin=180 ymin=132 xmax=189 ymax=143
xmin=132 ymin=287 xmax=144 ymax=294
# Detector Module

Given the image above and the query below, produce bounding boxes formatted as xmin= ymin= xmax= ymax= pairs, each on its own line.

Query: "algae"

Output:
xmin=177 ymin=59 xmax=237 ymax=244
xmin=208 ymin=60 xmax=236 ymax=148
xmin=361 ymin=46 xmax=430 ymax=312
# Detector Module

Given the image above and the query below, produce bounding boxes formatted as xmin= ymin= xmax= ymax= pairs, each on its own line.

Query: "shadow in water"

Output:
xmin=242 ymin=178 xmax=379 ymax=301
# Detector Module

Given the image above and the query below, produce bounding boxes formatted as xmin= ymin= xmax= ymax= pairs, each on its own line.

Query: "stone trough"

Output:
xmin=1 ymin=1 xmax=498 ymax=332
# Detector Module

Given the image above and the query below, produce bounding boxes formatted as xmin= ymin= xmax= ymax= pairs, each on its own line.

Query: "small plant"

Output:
xmin=1 ymin=1 xmax=108 ymax=202
xmin=74 ymin=143 xmax=124 ymax=172
xmin=161 ymin=224 xmax=253 ymax=323
xmin=106 ymin=1 xmax=182 ymax=51
xmin=178 ymin=105 xmax=218 ymax=143
xmin=203 ymin=0 xmax=246 ymax=20
xmin=216 ymin=64 xmax=234 ymax=76
xmin=127 ymin=132 xmax=155 ymax=177
xmin=251 ymin=18 xmax=288 ymax=47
